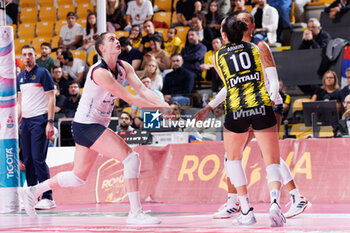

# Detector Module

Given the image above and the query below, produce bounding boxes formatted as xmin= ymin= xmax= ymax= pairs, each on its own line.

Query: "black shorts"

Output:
xmin=72 ymin=122 xmax=106 ymax=148
xmin=224 ymin=105 xmax=276 ymax=133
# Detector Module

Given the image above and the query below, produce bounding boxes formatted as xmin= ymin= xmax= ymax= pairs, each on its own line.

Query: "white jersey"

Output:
xmin=74 ymin=59 xmax=126 ymax=126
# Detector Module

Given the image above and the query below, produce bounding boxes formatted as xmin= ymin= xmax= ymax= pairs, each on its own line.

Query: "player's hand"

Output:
xmin=46 ymin=123 xmax=54 ymax=139
xmin=194 ymin=105 xmax=212 ymax=121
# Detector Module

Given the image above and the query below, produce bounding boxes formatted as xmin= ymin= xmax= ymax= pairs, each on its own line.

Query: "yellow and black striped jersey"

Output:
xmin=215 ymin=41 xmax=272 ymax=112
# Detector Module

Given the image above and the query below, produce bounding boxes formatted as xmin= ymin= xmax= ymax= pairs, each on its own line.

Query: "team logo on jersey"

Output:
xmin=143 ymin=110 xmax=161 ymax=129
xmin=6 ymin=115 xmax=14 ymax=128
xmin=31 ymin=75 xmax=36 ymax=81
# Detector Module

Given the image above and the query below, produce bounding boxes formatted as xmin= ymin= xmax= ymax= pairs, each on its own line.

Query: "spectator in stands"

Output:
xmin=204 ymin=0 xmax=225 ymax=38
xmin=125 ymin=0 xmax=153 ymax=30
xmin=36 ymin=42 xmax=56 ymax=73
xmin=118 ymin=112 xmax=134 ymax=132
xmin=198 ymin=103 xmax=225 ymax=140
xmin=299 ymin=18 xmax=331 ymax=50
xmin=251 ymin=0 xmax=279 ymax=45
xmin=83 ymin=12 xmax=97 ymax=60
xmin=279 ymin=80 xmax=291 ymax=121
xmin=131 ymin=76 xmax=164 ymax=128
xmin=312 ymin=70 xmax=340 ymax=101
xmin=162 ymin=53 xmax=195 ymax=106
xmin=5 ymin=0 xmax=18 ymax=24
xmin=324 ymin=0 xmax=350 ymax=20
xmin=55 ymin=46 xmax=65 ymax=67
xmin=230 ymin=0 xmax=248 ymax=17
xmin=58 ymin=12 xmax=84 ymax=50
xmin=141 ymin=34 xmax=171 ymax=71
xmin=204 ymin=0 xmax=231 ymax=16
xmin=107 ymin=0 xmax=127 ymax=32
xmin=181 ymin=29 xmax=207 ymax=83
xmin=52 ymin=66 xmax=69 ymax=97
xmin=342 ymin=94 xmax=350 ymax=120
xmin=191 ymin=13 xmax=215 ymax=50
xmin=269 ymin=0 xmax=292 ymax=43
xmin=294 ymin=0 xmax=310 ymax=22
xmin=174 ymin=0 xmax=202 ymax=26
xmin=200 ymin=37 xmax=222 ymax=92
xmin=164 ymin=27 xmax=183 ymax=56
xmin=129 ymin=25 xmax=143 ymax=49
xmin=63 ymin=81 xmax=81 ymax=118
xmin=139 ymin=20 xmax=158 ymax=53
xmin=54 ymin=83 xmax=66 ymax=122
xmin=324 ymin=67 xmax=350 ymax=103
xmin=61 ymin=50 xmax=88 ymax=85
xmin=119 ymin=37 xmax=143 ymax=71
xmin=139 ymin=58 xmax=163 ymax=91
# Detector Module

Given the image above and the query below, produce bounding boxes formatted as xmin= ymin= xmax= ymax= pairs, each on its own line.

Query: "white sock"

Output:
xmin=238 ymin=194 xmax=251 ymax=213
xmin=30 ymin=180 xmax=51 ymax=198
xmin=128 ymin=191 xmax=142 ymax=214
xmin=270 ymin=189 xmax=281 ymax=205
xmin=289 ymin=188 xmax=301 ymax=203
xmin=227 ymin=193 xmax=238 ymax=206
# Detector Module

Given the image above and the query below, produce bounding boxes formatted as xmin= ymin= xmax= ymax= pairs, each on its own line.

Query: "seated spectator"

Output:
xmin=230 ymin=0 xmax=248 ymax=17
xmin=58 ymin=12 xmax=84 ymax=50
xmin=162 ymin=53 xmax=195 ymax=106
xmin=204 ymin=0 xmax=231 ymax=16
xmin=141 ymin=34 xmax=171 ymax=71
xmin=174 ymin=0 xmax=202 ymax=27
xmin=181 ymin=29 xmax=207 ymax=83
xmin=191 ymin=13 xmax=215 ymax=50
xmin=63 ymin=81 xmax=81 ymax=118
xmin=36 ymin=42 xmax=56 ymax=73
xmin=131 ymin=76 xmax=164 ymax=128
xmin=139 ymin=21 xmax=159 ymax=53
xmin=55 ymin=46 xmax=65 ymax=67
xmin=204 ymin=0 xmax=225 ymax=38
xmin=82 ymin=12 xmax=97 ymax=60
xmin=5 ymin=0 xmax=18 ymax=24
xmin=279 ymin=80 xmax=291 ymax=121
xmin=125 ymin=0 xmax=153 ymax=30
xmin=312 ymin=70 xmax=340 ymax=101
xmin=325 ymin=67 xmax=350 ymax=103
xmin=198 ymin=103 xmax=225 ymax=140
xmin=269 ymin=0 xmax=292 ymax=43
xmin=107 ymin=0 xmax=127 ymax=32
xmin=251 ymin=0 xmax=279 ymax=45
xmin=164 ymin=27 xmax=183 ymax=56
xmin=200 ymin=37 xmax=222 ymax=92
xmin=342 ymin=94 xmax=350 ymax=120
xmin=54 ymin=83 xmax=66 ymax=122
xmin=119 ymin=37 xmax=143 ymax=71
xmin=139 ymin=58 xmax=163 ymax=91
xmin=324 ymin=0 xmax=350 ymax=20
xmin=117 ymin=112 xmax=134 ymax=132
xmin=129 ymin=25 xmax=143 ymax=49
xmin=52 ymin=66 xmax=69 ymax=97
xmin=61 ymin=50 xmax=88 ymax=85
xmin=299 ymin=18 xmax=331 ymax=50
xmin=294 ymin=0 xmax=310 ymax=22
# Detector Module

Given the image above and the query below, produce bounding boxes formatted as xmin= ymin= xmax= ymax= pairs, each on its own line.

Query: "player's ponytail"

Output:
xmin=222 ymin=15 xmax=248 ymax=43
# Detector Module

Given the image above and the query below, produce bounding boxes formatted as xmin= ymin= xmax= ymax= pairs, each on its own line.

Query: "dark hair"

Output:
xmin=68 ymin=80 xmax=80 ymax=88
xmin=205 ymin=0 xmax=224 ymax=25
xmin=237 ymin=10 xmax=254 ymax=24
xmin=169 ymin=27 xmax=177 ymax=35
xmin=150 ymin=34 xmax=164 ymax=49
xmin=222 ymin=15 xmax=248 ymax=43
xmin=170 ymin=52 xmax=182 ymax=58
xmin=62 ymin=50 xmax=74 ymax=62
xmin=93 ymin=32 xmax=109 ymax=57
xmin=66 ymin=11 xmax=77 ymax=19
xmin=120 ymin=111 xmax=132 ymax=120
xmin=21 ymin=44 xmax=35 ymax=53
xmin=40 ymin=42 xmax=52 ymax=50
xmin=86 ymin=12 xmax=97 ymax=35
xmin=130 ymin=25 xmax=142 ymax=40
xmin=119 ymin=36 xmax=131 ymax=47
xmin=143 ymin=20 xmax=153 ymax=25
xmin=52 ymin=65 xmax=62 ymax=72
xmin=192 ymin=12 xmax=203 ymax=21
xmin=140 ymin=76 xmax=152 ymax=81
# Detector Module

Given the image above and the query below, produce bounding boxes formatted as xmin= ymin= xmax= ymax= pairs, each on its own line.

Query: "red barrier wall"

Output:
xmin=50 ymin=138 xmax=350 ymax=204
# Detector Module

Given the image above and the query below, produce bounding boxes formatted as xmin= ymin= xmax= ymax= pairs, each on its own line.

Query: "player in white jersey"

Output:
xmin=195 ymin=11 xmax=311 ymax=222
xmin=19 ymin=32 xmax=170 ymax=225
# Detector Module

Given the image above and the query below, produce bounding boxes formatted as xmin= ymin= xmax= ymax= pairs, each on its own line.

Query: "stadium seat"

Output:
xmin=292 ymin=98 xmax=312 ymax=115
xmin=17 ymin=23 xmax=36 ymax=39
xmin=36 ymin=21 xmax=55 ymax=37
xmin=71 ymin=50 xmax=87 ymax=62
xmin=37 ymin=0 xmax=55 ymax=7
xmin=56 ymin=0 xmax=73 ymax=5
xmin=8 ymin=24 xmax=17 ymax=37
xmin=175 ymin=26 xmax=190 ymax=47
xmin=50 ymin=51 xmax=57 ymax=59
xmin=20 ymin=8 xmax=38 ymax=24
xmin=57 ymin=4 xmax=75 ymax=21
xmin=39 ymin=6 xmax=57 ymax=22
xmin=153 ymin=11 xmax=171 ymax=28
xmin=55 ymin=20 xmax=68 ymax=35
xmin=31 ymin=37 xmax=51 ymax=51
xmin=19 ymin=0 xmax=36 ymax=8
xmin=15 ymin=38 xmax=33 ymax=54
xmin=115 ymin=31 xmax=130 ymax=39
xmin=289 ymin=123 xmax=312 ymax=139
xmin=154 ymin=0 xmax=172 ymax=12
xmin=87 ymin=49 xmax=97 ymax=66
xmin=76 ymin=3 xmax=95 ymax=19
xmin=155 ymin=28 xmax=167 ymax=40
xmin=51 ymin=35 xmax=60 ymax=48
xmin=172 ymin=12 xmax=185 ymax=24
xmin=76 ymin=19 xmax=87 ymax=28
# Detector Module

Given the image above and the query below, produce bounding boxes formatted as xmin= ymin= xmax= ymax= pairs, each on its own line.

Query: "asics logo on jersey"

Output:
xmin=233 ymin=106 xmax=266 ymax=119
xmin=229 ymin=72 xmax=260 ymax=88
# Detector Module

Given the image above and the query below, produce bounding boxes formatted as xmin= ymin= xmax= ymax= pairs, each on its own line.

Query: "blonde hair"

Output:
xmin=321 ymin=70 xmax=339 ymax=90
xmin=142 ymin=58 xmax=160 ymax=81
xmin=107 ymin=0 xmax=119 ymax=15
